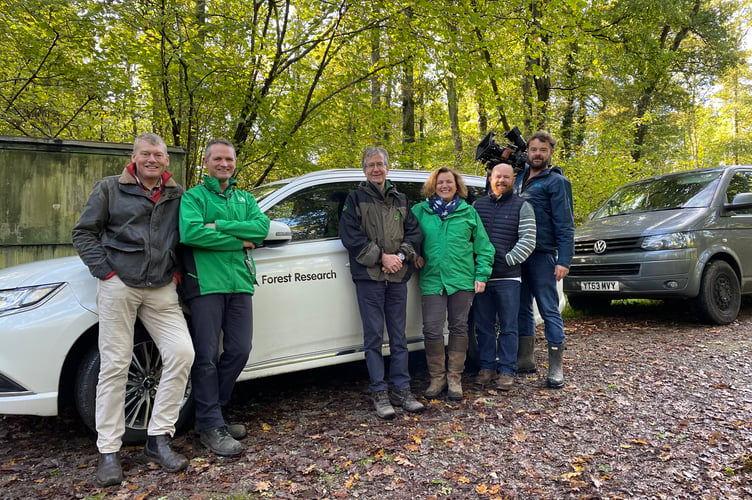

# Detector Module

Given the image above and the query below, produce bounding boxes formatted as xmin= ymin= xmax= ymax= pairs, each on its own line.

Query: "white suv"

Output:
xmin=0 ymin=168 xmax=561 ymax=441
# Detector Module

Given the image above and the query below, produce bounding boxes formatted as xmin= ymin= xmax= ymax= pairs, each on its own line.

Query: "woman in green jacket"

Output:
xmin=412 ymin=167 xmax=495 ymax=400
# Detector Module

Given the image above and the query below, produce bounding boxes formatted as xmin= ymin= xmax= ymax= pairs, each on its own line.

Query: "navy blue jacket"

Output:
xmin=513 ymin=165 xmax=574 ymax=268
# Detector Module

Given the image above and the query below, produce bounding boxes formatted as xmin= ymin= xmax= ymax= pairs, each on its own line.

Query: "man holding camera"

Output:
xmin=513 ymin=131 xmax=574 ymax=388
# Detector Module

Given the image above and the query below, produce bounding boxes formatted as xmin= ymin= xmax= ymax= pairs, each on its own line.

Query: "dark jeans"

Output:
xmin=354 ymin=280 xmax=410 ymax=393
xmin=421 ymin=290 xmax=474 ymax=343
xmin=519 ymin=251 xmax=565 ymax=344
xmin=473 ymin=279 xmax=520 ymax=375
xmin=189 ymin=293 xmax=253 ymax=432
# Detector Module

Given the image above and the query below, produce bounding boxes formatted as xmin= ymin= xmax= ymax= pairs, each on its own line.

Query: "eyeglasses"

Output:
xmin=365 ymin=161 xmax=386 ymax=169
xmin=138 ymin=151 xmax=167 ymax=160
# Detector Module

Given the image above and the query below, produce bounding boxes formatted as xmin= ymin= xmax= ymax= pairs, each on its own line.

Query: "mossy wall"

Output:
xmin=0 ymin=136 xmax=185 ymax=269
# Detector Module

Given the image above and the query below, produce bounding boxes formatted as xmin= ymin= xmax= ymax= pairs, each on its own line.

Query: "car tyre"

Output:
xmin=695 ymin=260 xmax=740 ymax=325
xmin=74 ymin=329 xmax=193 ymax=444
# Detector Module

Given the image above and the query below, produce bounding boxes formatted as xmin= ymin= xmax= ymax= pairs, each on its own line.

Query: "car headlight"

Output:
xmin=0 ymin=283 xmax=65 ymax=314
xmin=641 ymin=232 xmax=695 ymax=251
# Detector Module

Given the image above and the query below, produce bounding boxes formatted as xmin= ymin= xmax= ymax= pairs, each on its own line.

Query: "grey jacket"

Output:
xmin=72 ymin=166 xmax=184 ymax=288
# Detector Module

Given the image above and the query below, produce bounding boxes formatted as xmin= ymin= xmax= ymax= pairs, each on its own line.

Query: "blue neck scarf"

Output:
xmin=429 ymin=194 xmax=460 ymax=220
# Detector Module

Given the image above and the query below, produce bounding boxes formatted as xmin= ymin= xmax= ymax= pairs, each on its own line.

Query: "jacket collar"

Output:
xmin=490 ymin=190 xmax=514 ymax=203
xmin=203 ymin=174 xmax=237 ymax=195
xmin=120 ymin=163 xmax=177 ymax=188
xmin=360 ymin=179 xmax=395 ymax=199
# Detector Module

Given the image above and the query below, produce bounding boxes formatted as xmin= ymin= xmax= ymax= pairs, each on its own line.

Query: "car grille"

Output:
xmin=568 ymin=263 xmax=641 ymax=277
xmin=574 ymin=237 xmax=642 ymax=255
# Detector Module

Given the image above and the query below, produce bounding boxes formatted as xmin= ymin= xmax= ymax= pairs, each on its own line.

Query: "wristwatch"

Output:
xmin=397 ymin=252 xmax=406 ymax=261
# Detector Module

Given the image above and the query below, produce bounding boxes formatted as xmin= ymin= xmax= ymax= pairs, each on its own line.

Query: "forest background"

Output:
xmin=1 ymin=0 xmax=751 ymax=223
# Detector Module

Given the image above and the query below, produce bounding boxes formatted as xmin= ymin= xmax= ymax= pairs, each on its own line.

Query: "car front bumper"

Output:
xmin=0 ymin=284 xmax=97 ymax=416
xmin=563 ymin=248 xmax=699 ymax=299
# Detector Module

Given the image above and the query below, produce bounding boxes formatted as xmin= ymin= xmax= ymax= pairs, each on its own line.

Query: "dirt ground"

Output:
xmin=2 ymin=300 xmax=752 ymax=499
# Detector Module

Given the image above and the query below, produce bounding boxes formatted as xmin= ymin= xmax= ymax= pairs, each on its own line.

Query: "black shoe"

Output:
xmin=200 ymin=426 xmax=243 ymax=456
xmin=144 ymin=435 xmax=189 ymax=472
xmin=96 ymin=452 xmax=123 ymax=487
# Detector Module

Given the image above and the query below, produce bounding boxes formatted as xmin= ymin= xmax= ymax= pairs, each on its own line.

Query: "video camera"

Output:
xmin=475 ymin=126 xmax=528 ymax=175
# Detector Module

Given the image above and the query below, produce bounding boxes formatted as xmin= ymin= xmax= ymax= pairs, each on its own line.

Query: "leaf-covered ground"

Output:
xmin=2 ymin=300 xmax=752 ymax=499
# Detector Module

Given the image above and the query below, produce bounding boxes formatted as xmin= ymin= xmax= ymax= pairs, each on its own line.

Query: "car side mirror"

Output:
xmin=724 ymin=192 xmax=752 ymax=212
xmin=260 ymin=220 xmax=292 ymax=247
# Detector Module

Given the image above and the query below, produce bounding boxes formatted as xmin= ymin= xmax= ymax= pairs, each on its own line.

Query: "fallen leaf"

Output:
xmin=254 ymin=480 xmax=270 ymax=492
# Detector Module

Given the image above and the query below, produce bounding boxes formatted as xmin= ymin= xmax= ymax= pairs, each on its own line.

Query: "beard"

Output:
xmin=529 ymin=156 xmax=549 ymax=170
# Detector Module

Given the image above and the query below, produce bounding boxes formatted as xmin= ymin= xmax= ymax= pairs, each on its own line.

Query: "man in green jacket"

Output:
xmin=180 ymin=139 xmax=270 ymax=456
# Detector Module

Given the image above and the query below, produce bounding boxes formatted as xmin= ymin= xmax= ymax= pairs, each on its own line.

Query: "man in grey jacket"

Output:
xmin=72 ymin=133 xmax=194 ymax=487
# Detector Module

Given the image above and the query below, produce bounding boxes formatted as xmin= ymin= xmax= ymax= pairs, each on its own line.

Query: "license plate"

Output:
xmin=580 ymin=281 xmax=620 ymax=291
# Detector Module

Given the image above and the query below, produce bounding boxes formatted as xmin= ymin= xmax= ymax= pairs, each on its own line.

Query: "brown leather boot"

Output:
xmin=423 ymin=340 xmax=447 ymax=398
xmin=446 ymin=336 xmax=468 ymax=401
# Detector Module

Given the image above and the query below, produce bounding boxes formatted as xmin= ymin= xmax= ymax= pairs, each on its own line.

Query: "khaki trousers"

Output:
xmin=95 ymin=276 xmax=194 ymax=453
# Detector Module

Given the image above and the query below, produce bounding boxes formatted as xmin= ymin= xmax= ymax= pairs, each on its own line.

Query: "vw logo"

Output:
xmin=593 ymin=240 xmax=607 ymax=254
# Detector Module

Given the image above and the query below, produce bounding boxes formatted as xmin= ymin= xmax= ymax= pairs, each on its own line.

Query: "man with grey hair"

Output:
xmin=73 ymin=133 xmax=194 ymax=486
xmin=339 ymin=146 xmax=424 ymax=419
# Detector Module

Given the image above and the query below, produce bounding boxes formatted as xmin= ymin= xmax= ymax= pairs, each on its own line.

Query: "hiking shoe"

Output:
xmin=200 ymin=426 xmax=243 ymax=456
xmin=475 ymin=369 xmax=495 ymax=386
xmin=390 ymin=388 xmax=425 ymax=413
xmin=372 ymin=390 xmax=396 ymax=419
xmin=195 ymin=423 xmax=247 ymax=440
xmin=226 ymin=423 xmax=247 ymax=440
xmin=496 ymin=374 xmax=514 ymax=391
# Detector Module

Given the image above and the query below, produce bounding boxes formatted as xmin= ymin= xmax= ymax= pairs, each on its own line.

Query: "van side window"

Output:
xmin=265 ymin=182 xmax=358 ymax=241
xmin=726 ymin=172 xmax=752 ymax=215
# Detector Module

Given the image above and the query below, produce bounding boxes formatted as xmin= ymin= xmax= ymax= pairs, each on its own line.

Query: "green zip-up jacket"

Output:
xmin=411 ymin=199 xmax=495 ymax=296
xmin=179 ymin=175 xmax=270 ymax=300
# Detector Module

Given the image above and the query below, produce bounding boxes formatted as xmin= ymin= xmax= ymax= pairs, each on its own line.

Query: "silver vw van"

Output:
xmin=564 ymin=165 xmax=752 ymax=324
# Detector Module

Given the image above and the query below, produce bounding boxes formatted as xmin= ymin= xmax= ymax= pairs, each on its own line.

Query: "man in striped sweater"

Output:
xmin=472 ymin=163 xmax=536 ymax=391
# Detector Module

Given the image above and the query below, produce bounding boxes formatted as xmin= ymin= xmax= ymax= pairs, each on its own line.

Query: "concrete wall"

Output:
xmin=0 ymin=136 xmax=186 ymax=269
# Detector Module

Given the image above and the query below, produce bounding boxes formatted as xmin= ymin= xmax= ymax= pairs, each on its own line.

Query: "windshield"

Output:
xmin=593 ymin=171 xmax=721 ymax=219
xmin=249 ymin=181 xmax=290 ymax=202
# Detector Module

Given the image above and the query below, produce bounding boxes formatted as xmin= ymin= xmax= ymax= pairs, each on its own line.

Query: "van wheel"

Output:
xmin=695 ymin=260 xmax=740 ymax=325
xmin=74 ymin=332 xmax=193 ymax=444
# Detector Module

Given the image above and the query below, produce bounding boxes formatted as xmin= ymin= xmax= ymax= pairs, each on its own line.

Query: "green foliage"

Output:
xmin=0 ymin=0 xmax=749 ymax=198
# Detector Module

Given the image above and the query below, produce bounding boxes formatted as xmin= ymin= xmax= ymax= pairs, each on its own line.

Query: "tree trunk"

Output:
xmin=370 ymin=30 xmax=383 ymax=145
xmin=401 ymin=59 xmax=415 ymax=168
xmin=524 ymin=0 xmax=551 ymax=132
xmin=401 ymin=7 xmax=416 ymax=168
xmin=447 ymin=75 xmax=463 ymax=167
